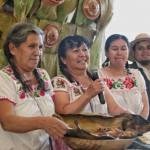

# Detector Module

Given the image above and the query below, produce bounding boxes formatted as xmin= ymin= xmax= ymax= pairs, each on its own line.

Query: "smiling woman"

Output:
xmin=99 ymin=34 xmax=149 ymax=119
xmin=52 ymin=35 xmax=108 ymax=115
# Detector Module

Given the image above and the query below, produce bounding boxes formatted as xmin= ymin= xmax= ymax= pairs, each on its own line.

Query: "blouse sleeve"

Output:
xmin=0 ymin=71 xmax=17 ymax=104
xmin=39 ymin=68 xmax=54 ymax=96
xmin=133 ymin=69 xmax=146 ymax=92
xmin=51 ymin=76 xmax=70 ymax=93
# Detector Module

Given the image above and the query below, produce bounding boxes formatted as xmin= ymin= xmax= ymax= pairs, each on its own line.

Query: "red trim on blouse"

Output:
xmin=0 ymin=98 xmax=16 ymax=105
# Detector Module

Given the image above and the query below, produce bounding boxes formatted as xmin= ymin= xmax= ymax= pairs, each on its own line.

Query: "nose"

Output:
xmin=79 ymin=50 xmax=86 ymax=57
xmin=117 ymin=49 xmax=122 ymax=55
xmin=34 ymin=47 xmax=43 ymax=56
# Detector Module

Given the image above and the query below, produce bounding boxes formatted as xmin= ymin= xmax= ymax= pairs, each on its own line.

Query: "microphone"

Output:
xmin=91 ymin=70 xmax=105 ymax=104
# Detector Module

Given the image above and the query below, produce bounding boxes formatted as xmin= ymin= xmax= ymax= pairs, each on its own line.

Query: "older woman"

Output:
xmin=0 ymin=23 xmax=68 ymax=150
xmin=100 ymin=34 xmax=149 ymax=119
xmin=52 ymin=35 xmax=109 ymax=115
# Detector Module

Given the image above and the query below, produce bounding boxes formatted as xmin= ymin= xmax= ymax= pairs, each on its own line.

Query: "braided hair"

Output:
xmin=3 ymin=23 xmax=46 ymax=92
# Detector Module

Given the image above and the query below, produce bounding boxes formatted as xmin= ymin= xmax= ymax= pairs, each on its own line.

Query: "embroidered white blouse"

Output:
xmin=52 ymin=75 xmax=108 ymax=115
xmin=99 ymin=68 xmax=146 ymax=115
xmin=0 ymin=65 xmax=54 ymax=150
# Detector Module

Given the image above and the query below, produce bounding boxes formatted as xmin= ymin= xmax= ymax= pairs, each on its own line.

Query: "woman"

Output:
xmin=52 ymin=35 xmax=134 ymax=117
xmin=0 ymin=23 xmax=68 ymax=150
xmin=52 ymin=35 xmax=109 ymax=115
xmin=100 ymin=34 xmax=149 ymax=119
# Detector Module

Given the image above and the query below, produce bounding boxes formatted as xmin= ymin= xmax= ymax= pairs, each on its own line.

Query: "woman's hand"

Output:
xmin=43 ymin=116 xmax=69 ymax=139
xmin=85 ymin=79 xmax=104 ymax=98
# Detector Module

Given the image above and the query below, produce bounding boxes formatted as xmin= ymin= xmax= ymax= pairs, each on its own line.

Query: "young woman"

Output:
xmin=100 ymin=34 xmax=149 ymax=119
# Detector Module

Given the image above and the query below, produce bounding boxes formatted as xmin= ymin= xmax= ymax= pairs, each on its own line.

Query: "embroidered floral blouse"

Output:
xmin=0 ymin=65 xmax=54 ymax=150
xmin=99 ymin=68 xmax=146 ymax=115
xmin=52 ymin=75 xmax=109 ymax=115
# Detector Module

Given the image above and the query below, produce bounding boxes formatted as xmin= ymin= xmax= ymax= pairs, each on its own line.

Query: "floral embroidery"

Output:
xmin=39 ymin=89 xmax=45 ymax=96
xmin=104 ymin=76 xmax=138 ymax=90
xmin=2 ymin=65 xmax=16 ymax=80
xmin=3 ymin=65 xmax=50 ymax=99
xmin=19 ymin=91 xmax=26 ymax=99
xmin=54 ymin=78 xmax=66 ymax=88
xmin=73 ymin=87 xmax=81 ymax=96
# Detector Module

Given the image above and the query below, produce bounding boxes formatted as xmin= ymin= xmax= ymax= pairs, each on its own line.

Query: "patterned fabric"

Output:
xmin=100 ymin=68 xmax=146 ymax=115
xmin=104 ymin=75 xmax=138 ymax=90
xmin=52 ymin=75 xmax=108 ymax=115
xmin=0 ymin=65 xmax=54 ymax=150
xmin=52 ymin=75 xmax=109 ymax=150
xmin=1 ymin=65 xmax=53 ymax=99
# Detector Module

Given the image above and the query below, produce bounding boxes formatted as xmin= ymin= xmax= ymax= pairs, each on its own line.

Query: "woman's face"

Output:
xmin=106 ymin=39 xmax=129 ymax=67
xmin=10 ymin=33 xmax=44 ymax=72
xmin=62 ymin=43 xmax=90 ymax=71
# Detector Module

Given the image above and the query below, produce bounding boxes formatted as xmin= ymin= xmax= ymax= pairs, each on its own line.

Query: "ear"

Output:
xmin=8 ymin=43 xmax=17 ymax=56
xmin=60 ymin=57 xmax=66 ymax=65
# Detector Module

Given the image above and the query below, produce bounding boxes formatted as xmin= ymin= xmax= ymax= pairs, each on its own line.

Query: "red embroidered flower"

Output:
xmin=123 ymin=77 xmax=134 ymax=89
xmin=40 ymin=90 xmax=45 ymax=96
xmin=19 ymin=92 xmax=26 ymax=99
xmin=104 ymin=78 xmax=113 ymax=89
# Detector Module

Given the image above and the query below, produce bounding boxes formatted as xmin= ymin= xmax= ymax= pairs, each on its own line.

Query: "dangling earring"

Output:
xmin=102 ymin=58 xmax=109 ymax=67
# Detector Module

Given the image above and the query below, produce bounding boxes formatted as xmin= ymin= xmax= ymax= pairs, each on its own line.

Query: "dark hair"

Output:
xmin=105 ymin=34 xmax=129 ymax=53
xmin=102 ymin=34 xmax=131 ymax=74
xmin=58 ymin=35 xmax=91 ymax=82
xmin=3 ymin=22 xmax=46 ymax=92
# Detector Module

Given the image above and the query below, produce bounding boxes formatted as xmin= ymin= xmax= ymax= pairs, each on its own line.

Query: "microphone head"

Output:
xmin=91 ymin=70 xmax=99 ymax=81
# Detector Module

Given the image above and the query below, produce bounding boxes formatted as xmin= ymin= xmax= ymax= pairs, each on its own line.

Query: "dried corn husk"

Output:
xmin=57 ymin=0 xmax=78 ymax=23
xmin=90 ymin=30 xmax=104 ymax=69
xmin=75 ymin=0 xmax=93 ymax=26
xmin=27 ymin=0 xmax=41 ymax=18
xmin=0 ymin=49 xmax=7 ymax=69
xmin=0 ymin=0 xmax=5 ymax=7
xmin=35 ymin=2 xmax=57 ymax=20
xmin=0 ymin=11 xmax=16 ymax=46
xmin=96 ymin=0 xmax=113 ymax=31
xmin=13 ymin=0 xmax=35 ymax=22
xmin=76 ymin=25 xmax=96 ymax=42
xmin=41 ymin=53 xmax=58 ymax=77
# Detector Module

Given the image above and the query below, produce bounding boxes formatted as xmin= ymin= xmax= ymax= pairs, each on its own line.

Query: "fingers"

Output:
xmin=44 ymin=117 xmax=69 ymax=139
xmin=93 ymin=79 xmax=105 ymax=92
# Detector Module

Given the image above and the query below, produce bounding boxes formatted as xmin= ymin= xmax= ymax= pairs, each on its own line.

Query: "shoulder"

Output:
xmin=36 ymin=68 xmax=50 ymax=80
xmin=130 ymin=68 xmax=143 ymax=77
xmin=0 ymin=65 xmax=16 ymax=81
xmin=52 ymin=75 xmax=71 ymax=85
xmin=51 ymin=75 xmax=72 ymax=91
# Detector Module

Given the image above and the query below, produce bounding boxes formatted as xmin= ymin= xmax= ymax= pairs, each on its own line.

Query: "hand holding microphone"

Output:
xmin=91 ymin=71 xmax=105 ymax=104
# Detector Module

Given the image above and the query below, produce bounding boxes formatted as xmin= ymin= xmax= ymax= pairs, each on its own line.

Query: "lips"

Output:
xmin=115 ymin=58 xmax=124 ymax=61
xmin=77 ymin=60 xmax=88 ymax=64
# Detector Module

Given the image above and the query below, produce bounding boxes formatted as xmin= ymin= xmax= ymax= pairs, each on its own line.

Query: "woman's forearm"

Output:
xmin=57 ymin=92 xmax=93 ymax=114
xmin=1 ymin=115 xmax=45 ymax=133
xmin=104 ymin=87 xmax=128 ymax=115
